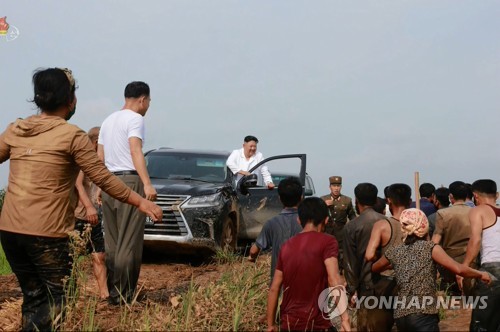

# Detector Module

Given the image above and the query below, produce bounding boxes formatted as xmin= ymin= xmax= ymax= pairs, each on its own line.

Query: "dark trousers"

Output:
xmin=102 ymin=174 xmax=145 ymax=304
xmin=396 ymin=313 xmax=439 ymax=331
xmin=470 ymin=262 xmax=500 ymax=332
xmin=356 ymin=305 xmax=394 ymax=332
xmin=0 ymin=231 xmax=71 ymax=331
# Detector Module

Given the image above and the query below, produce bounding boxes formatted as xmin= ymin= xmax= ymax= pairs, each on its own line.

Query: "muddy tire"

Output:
xmin=220 ymin=216 xmax=237 ymax=250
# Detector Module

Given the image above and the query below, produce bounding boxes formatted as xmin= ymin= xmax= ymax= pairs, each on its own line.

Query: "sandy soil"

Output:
xmin=0 ymin=257 xmax=473 ymax=331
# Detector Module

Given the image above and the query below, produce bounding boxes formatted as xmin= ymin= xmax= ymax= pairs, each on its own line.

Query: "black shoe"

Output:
xmin=107 ymin=296 xmax=121 ymax=306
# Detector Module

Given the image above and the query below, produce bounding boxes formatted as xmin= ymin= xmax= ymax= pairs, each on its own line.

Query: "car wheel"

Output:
xmin=220 ymin=216 xmax=237 ymax=250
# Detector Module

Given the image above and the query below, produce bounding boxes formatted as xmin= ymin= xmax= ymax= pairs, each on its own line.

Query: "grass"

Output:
xmin=0 ymin=244 xmax=12 ymax=275
xmin=0 ymin=184 xmax=270 ymax=330
xmin=49 ymin=238 xmax=270 ymax=331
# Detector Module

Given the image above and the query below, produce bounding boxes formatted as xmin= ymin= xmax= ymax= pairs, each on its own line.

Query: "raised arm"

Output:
xmin=432 ymin=244 xmax=490 ymax=283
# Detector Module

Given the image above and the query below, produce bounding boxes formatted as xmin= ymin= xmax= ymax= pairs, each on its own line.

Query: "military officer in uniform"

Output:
xmin=321 ymin=176 xmax=356 ymax=273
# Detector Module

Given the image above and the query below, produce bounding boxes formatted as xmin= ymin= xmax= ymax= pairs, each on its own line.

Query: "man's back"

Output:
xmin=99 ymin=110 xmax=144 ymax=172
xmin=434 ymin=203 xmax=471 ymax=260
xmin=255 ymin=207 xmax=302 ymax=280
xmin=343 ymin=207 xmax=386 ymax=294
xmin=277 ymin=232 xmax=338 ymax=331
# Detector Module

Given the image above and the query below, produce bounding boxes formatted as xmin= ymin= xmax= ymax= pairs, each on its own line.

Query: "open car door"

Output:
xmin=237 ymin=154 xmax=306 ymax=240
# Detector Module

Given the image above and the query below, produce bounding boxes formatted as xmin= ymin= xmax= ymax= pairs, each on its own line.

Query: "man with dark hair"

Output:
xmin=98 ymin=81 xmax=156 ymax=305
xmin=366 ymin=183 xmax=411 ymax=263
xmin=365 ymin=183 xmax=411 ymax=330
xmin=431 ymin=181 xmax=471 ymax=294
xmin=373 ymin=197 xmax=387 ymax=215
xmin=343 ymin=183 xmax=391 ymax=331
xmin=465 ymin=183 xmax=475 ymax=207
xmin=460 ymin=179 xmax=500 ymax=331
xmin=248 ymin=177 xmax=303 ymax=281
xmin=226 ymin=135 xmax=274 ymax=189
xmin=427 ymin=187 xmax=450 ymax=236
xmin=320 ymin=175 xmax=356 ymax=274
xmin=410 ymin=182 xmax=437 ymax=216
xmin=266 ymin=197 xmax=350 ymax=331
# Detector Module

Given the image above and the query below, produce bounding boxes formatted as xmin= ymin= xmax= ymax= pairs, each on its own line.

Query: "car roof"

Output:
xmin=147 ymin=148 xmax=231 ymax=158
xmin=272 ymin=172 xmax=311 ymax=178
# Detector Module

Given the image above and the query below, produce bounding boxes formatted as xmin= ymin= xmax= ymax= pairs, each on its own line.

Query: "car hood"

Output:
xmin=151 ymin=178 xmax=227 ymax=196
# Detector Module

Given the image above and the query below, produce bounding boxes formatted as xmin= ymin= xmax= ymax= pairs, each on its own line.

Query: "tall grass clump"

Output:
xmin=57 ymin=226 xmax=99 ymax=331
xmin=170 ymin=259 xmax=269 ymax=330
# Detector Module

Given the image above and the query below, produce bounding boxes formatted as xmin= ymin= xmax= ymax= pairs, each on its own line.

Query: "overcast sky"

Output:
xmin=1 ymin=1 xmax=499 ymax=198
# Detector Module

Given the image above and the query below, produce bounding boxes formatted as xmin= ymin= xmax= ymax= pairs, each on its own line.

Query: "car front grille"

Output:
xmin=144 ymin=195 xmax=189 ymax=236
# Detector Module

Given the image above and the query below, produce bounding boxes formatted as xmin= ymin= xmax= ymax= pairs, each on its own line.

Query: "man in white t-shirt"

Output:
xmin=226 ymin=135 xmax=274 ymax=189
xmin=97 ymin=81 xmax=157 ymax=305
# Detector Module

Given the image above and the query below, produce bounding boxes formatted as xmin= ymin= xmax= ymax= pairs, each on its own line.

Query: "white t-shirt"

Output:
xmin=98 ymin=109 xmax=145 ymax=172
xmin=226 ymin=148 xmax=273 ymax=184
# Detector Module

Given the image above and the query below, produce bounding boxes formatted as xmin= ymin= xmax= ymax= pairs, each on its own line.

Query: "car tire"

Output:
xmin=220 ymin=216 xmax=237 ymax=250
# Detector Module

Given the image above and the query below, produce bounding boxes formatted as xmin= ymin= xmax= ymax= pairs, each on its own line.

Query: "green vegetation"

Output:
xmin=0 ymin=189 xmax=12 ymax=275
xmin=49 ymin=232 xmax=269 ymax=330
xmin=0 ymin=244 xmax=11 ymax=275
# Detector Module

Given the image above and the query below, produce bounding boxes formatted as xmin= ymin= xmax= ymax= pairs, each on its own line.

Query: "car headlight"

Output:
xmin=182 ymin=193 xmax=221 ymax=208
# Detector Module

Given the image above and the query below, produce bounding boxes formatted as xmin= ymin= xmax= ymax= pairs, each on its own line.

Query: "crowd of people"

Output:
xmin=257 ymin=176 xmax=499 ymax=332
xmin=0 ymin=67 xmax=499 ymax=332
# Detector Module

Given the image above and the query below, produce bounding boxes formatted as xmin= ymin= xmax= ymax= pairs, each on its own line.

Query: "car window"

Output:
xmin=146 ymin=153 xmax=227 ymax=182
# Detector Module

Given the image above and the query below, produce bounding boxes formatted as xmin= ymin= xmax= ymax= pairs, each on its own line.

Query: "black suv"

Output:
xmin=144 ymin=148 xmax=307 ymax=252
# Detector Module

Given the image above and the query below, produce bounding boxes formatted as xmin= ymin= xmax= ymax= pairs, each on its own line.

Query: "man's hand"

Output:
xmin=239 ymin=170 xmax=251 ymax=176
xmin=480 ymin=271 xmax=492 ymax=285
xmin=456 ymin=275 xmax=464 ymax=292
xmin=349 ymin=291 xmax=357 ymax=308
xmin=248 ymin=244 xmax=260 ymax=263
xmin=85 ymin=206 xmax=99 ymax=225
xmin=267 ymin=182 xmax=275 ymax=190
xmin=325 ymin=199 xmax=334 ymax=206
xmin=138 ymin=199 xmax=162 ymax=222
xmin=266 ymin=324 xmax=278 ymax=332
xmin=96 ymin=188 xmax=102 ymax=206
xmin=144 ymin=184 xmax=157 ymax=201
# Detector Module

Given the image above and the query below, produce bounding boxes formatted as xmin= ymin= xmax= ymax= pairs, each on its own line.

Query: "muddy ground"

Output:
xmin=0 ymin=253 xmax=472 ymax=331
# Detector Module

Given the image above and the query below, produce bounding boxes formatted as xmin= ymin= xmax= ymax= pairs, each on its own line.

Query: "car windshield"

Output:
xmin=146 ymin=153 xmax=228 ymax=183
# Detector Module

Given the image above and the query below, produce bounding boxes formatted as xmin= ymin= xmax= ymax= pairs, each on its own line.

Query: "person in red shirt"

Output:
xmin=266 ymin=197 xmax=350 ymax=332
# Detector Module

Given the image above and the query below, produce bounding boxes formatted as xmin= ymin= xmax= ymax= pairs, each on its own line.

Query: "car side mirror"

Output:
xmin=238 ymin=174 xmax=258 ymax=195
